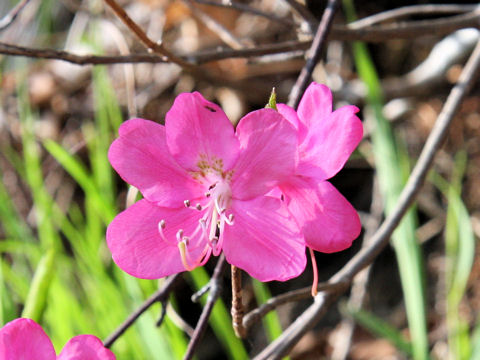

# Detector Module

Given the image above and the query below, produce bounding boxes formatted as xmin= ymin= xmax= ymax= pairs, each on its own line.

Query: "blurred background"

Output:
xmin=1 ymin=0 xmax=480 ymax=358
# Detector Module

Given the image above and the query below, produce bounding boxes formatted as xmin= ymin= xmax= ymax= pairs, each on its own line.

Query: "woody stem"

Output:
xmin=231 ymin=265 xmax=247 ymax=338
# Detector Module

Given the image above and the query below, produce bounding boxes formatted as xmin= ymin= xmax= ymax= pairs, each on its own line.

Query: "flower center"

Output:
xmin=157 ymin=177 xmax=234 ymax=271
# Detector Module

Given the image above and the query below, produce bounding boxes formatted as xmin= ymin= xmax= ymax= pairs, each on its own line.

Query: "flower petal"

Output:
xmin=57 ymin=335 xmax=115 ymax=360
xmin=297 ymin=82 xmax=332 ymax=129
xmin=109 ymin=118 xmax=203 ymax=207
xmin=231 ymin=109 xmax=297 ymax=200
xmin=107 ymin=199 xmax=207 ymax=279
xmin=223 ymin=196 xmax=306 ymax=281
xmin=165 ymin=92 xmax=240 ymax=172
xmin=0 ymin=318 xmax=55 ymax=360
xmin=281 ymin=177 xmax=361 ymax=253
xmin=297 ymin=105 xmax=363 ymax=180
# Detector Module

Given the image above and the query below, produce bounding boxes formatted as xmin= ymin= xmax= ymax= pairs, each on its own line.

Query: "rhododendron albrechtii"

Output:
xmin=107 ymin=92 xmax=306 ymax=282
xmin=276 ymin=82 xmax=363 ymax=294
xmin=0 ymin=318 xmax=115 ymax=360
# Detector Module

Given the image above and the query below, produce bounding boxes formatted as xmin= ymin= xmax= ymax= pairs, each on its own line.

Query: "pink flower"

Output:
xmin=107 ymin=92 xmax=306 ymax=282
xmin=0 ymin=318 xmax=115 ymax=360
xmin=276 ymin=82 xmax=363 ymax=253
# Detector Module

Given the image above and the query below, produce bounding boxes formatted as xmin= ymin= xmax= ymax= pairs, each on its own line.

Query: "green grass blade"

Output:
xmin=252 ymin=280 xmax=285 ymax=344
xmin=342 ymin=2 xmax=429 ymax=359
xmin=21 ymin=249 xmax=55 ymax=322
xmin=344 ymin=305 xmax=413 ymax=356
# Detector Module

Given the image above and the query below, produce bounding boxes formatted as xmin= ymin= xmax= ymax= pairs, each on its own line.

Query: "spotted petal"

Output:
xmin=166 ymin=92 xmax=240 ymax=173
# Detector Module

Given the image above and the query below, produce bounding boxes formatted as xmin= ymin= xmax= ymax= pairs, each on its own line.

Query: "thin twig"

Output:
xmin=283 ymin=0 xmax=317 ymax=32
xmin=184 ymin=255 xmax=227 ymax=360
xmin=243 ymin=281 xmax=348 ymax=332
xmin=184 ymin=0 xmax=248 ymax=50
xmin=103 ymin=274 xmax=181 ymax=348
xmin=254 ymin=38 xmax=480 ymax=360
xmin=231 ymin=265 xmax=246 ymax=338
xmin=0 ymin=0 xmax=30 ymax=31
xmin=103 ymin=0 xmax=191 ymax=68
xmin=349 ymin=4 xmax=479 ymax=29
xmin=331 ymin=179 xmax=382 ymax=360
xmin=1 ymin=12 xmax=479 ymax=66
xmin=288 ymin=0 xmax=339 ymax=109
xmin=193 ymin=0 xmax=294 ymax=27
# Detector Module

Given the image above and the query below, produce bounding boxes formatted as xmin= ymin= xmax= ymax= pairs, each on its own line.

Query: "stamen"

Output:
xmin=195 ymin=203 xmax=203 ymax=211
xmin=309 ymin=247 xmax=319 ymax=297
xmin=184 ymin=200 xmax=191 ymax=207
xmin=176 ymin=229 xmax=184 ymax=243
xmin=158 ymin=220 xmax=168 ymax=242
xmin=178 ymin=241 xmax=194 ymax=271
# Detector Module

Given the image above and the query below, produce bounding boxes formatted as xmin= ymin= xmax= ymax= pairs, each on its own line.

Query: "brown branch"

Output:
xmin=242 ymin=281 xmax=348 ymax=332
xmin=288 ymin=0 xmax=339 ymax=108
xmin=184 ymin=255 xmax=227 ymax=360
xmin=103 ymin=0 xmax=191 ymax=68
xmin=231 ymin=265 xmax=246 ymax=338
xmin=103 ymin=274 xmax=181 ymax=348
xmin=349 ymin=4 xmax=479 ymax=28
xmin=0 ymin=41 xmax=168 ymax=64
xmin=0 ymin=0 xmax=31 ymax=31
xmin=1 ymin=12 xmax=479 ymax=66
xmin=253 ymin=38 xmax=480 ymax=360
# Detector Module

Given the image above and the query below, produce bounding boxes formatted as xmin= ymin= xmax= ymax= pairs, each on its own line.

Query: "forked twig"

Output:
xmin=103 ymin=0 xmax=191 ymax=68
xmin=254 ymin=38 xmax=480 ymax=359
xmin=184 ymin=255 xmax=227 ymax=360
xmin=103 ymin=274 xmax=181 ymax=348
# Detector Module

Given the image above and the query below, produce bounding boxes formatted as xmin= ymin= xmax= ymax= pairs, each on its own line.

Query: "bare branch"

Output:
xmin=103 ymin=274 xmax=181 ymax=348
xmin=0 ymin=0 xmax=31 ymax=31
xmin=184 ymin=255 xmax=227 ymax=360
xmin=253 ymin=38 xmax=480 ymax=359
xmin=103 ymin=0 xmax=191 ymax=68
xmin=349 ymin=4 xmax=479 ymax=28
xmin=288 ymin=0 xmax=339 ymax=109
xmin=231 ymin=265 xmax=246 ymax=338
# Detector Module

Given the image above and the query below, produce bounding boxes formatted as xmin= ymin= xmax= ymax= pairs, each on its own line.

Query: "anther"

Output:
xmin=184 ymin=200 xmax=191 ymax=207
xmin=228 ymin=214 xmax=234 ymax=223
xmin=176 ymin=229 xmax=184 ymax=243
xmin=159 ymin=219 xmax=166 ymax=229
xmin=205 ymin=192 xmax=211 ymax=198
xmin=195 ymin=203 xmax=203 ymax=211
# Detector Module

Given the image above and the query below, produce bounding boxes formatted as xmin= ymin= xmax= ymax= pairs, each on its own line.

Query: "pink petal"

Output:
xmin=231 ymin=109 xmax=297 ymax=200
xmin=277 ymin=103 xmax=307 ymax=143
xmin=165 ymin=92 xmax=240 ymax=172
xmin=223 ymin=196 xmax=306 ymax=281
xmin=109 ymin=118 xmax=203 ymax=207
xmin=297 ymin=82 xmax=332 ymax=129
xmin=0 ymin=318 xmax=56 ymax=360
xmin=297 ymin=105 xmax=363 ymax=180
xmin=106 ymin=199 xmax=207 ymax=279
xmin=57 ymin=335 xmax=115 ymax=360
xmin=281 ymin=177 xmax=361 ymax=253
